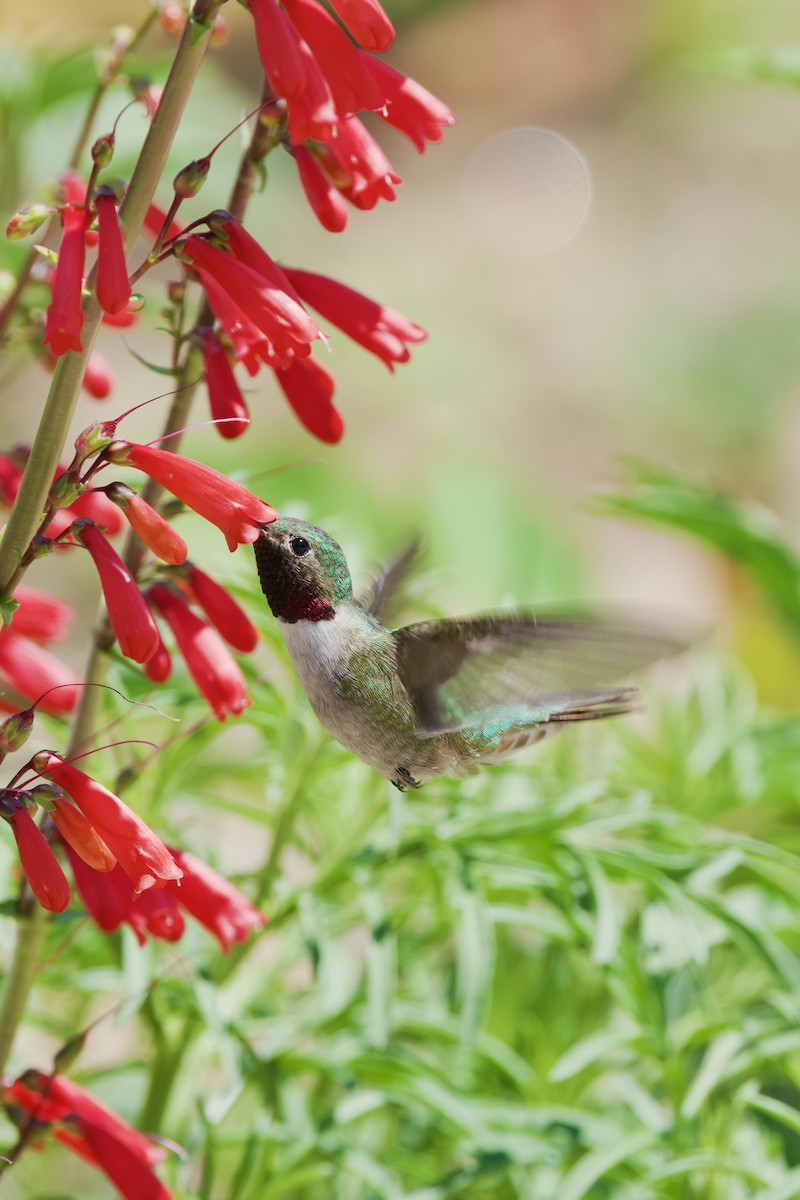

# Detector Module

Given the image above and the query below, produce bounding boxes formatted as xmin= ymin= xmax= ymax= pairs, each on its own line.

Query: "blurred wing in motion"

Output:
xmin=393 ymin=613 xmax=682 ymax=735
xmin=357 ymin=539 xmax=423 ymax=624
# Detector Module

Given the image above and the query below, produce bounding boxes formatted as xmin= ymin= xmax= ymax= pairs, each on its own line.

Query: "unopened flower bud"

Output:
xmin=210 ymin=11 xmax=229 ymax=45
xmin=0 ymin=709 xmax=35 ymax=756
xmin=159 ymin=2 xmax=185 ymax=35
xmin=91 ymin=133 xmax=116 ymax=168
xmin=75 ymin=423 xmax=116 ymax=461
xmin=167 ymin=279 xmax=185 ymax=305
xmin=53 ymin=1030 xmax=88 ymax=1075
xmin=5 ymin=205 xmax=52 ymax=241
xmin=173 ymin=157 xmax=210 ymax=199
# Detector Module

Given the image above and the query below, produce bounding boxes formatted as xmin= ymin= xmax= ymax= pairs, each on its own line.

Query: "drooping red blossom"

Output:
xmin=82 ymin=350 xmax=115 ymax=398
xmin=95 ymin=189 xmax=131 ymax=315
xmin=249 ymin=0 xmax=337 ymax=145
xmin=281 ymin=0 xmax=383 ymax=115
xmin=274 ymin=355 xmax=343 ymax=443
xmin=364 ymin=54 xmax=456 ymax=151
xmin=51 ymin=796 xmax=116 ymax=872
xmin=314 ymin=115 xmax=401 ymax=210
xmin=292 ymin=145 xmax=349 ymax=233
xmin=329 ymin=0 xmax=394 ymax=50
xmin=12 ymin=586 xmax=73 ymax=642
xmin=106 ymin=483 xmax=188 ymax=565
xmin=75 ymin=523 xmax=161 ymax=664
xmin=0 ymin=798 xmax=71 ymax=912
xmin=2 ymin=1070 xmax=170 ymax=1200
xmin=35 ymin=753 xmax=183 ymax=894
xmin=201 ymin=329 xmax=250 ymax=439
xmin=215 ymin=219 xmax=305 ymax=303
xmin=59 ymin=171 xmax=98 ymax=245
xmin=148 ymin=584 xmax=251 ymax=720
xmin=283 ymin=267 xmax=427 ymax=369
xmin=101 ymin=304 xmax=138 ymax=329
xmin=168 ymin=847 xmax=264 ymax=952
xmin=114 ymin=440 xmax=277 ymax=551
xmin=180 ymin=235 xmax=320 ymax=366
xmin=0 ymin=631 xmax=79 ymax=713
xmin=185 ymin=564 xmax=259 ymax=652
xmin=43 ymin=205 xmax=91 ymax=357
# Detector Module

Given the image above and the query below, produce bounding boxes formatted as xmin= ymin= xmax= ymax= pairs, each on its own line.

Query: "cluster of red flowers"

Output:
xmin=3 ymin=1069 xmax=173 ymax=1199
xmin=248 ymin=0 xmax=454 ymax=227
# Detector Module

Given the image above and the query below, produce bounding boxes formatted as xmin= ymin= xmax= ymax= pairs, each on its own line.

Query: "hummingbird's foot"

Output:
xmin=393 ymin=766 xmax=422 ymax=792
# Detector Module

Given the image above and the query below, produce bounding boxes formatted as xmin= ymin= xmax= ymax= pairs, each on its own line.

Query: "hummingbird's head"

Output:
xmin=254 ymin=517 xmax=353 ymax=623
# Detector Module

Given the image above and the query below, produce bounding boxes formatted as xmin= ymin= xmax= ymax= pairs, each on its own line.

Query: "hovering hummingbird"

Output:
xmin=254 ymin=517 xmax=678 ymax=790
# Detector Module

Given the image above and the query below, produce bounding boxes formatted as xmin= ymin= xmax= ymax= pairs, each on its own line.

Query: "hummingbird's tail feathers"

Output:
xmin=357 ymin=538 xmax=424 ymax=623
xmin=544 ymin=685 xmax=641 ymax=723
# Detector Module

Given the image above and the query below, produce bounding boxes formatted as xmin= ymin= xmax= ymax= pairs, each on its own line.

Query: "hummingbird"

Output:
xmin=254 ymin=517 xmax=678 ymax=790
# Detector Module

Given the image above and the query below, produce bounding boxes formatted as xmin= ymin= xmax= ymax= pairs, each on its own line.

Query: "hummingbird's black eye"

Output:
xmin=289 ymin=536 xmax=311 ymax=557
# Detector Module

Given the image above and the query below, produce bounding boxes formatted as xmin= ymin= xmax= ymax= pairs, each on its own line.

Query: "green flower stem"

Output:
xmin=0 ymin=0 xmax=221 ymax=597
xmin=0 ymin=904 xmax=48 ymax=1076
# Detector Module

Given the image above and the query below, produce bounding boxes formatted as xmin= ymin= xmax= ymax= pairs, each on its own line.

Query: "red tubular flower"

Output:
xmin=292 ymin=145 xmax=349 ymax=233
xmin=51 ymin=797 xmax=116 ymax=872
xmin=0 ymin=631 xmax=79 ymax=713
xmin=59 ymin=171 xmax=98 ymax=245
xmin=281 ymin=0 xmax=383 ymax=114
xmin=168 ymin=848 xmax=264 ymax=952
xmin=149 ymin=585 xmax=250 ymax=720
xmin=65 ymin=847 xmax=182 ymax=941
xmin=95 ymin=189 xmax=131 ymax=315
xmin=0 ymin=799 xmax=71 ymax=913
xmin=76 ymin=523 xmax=160 ymax=664
xmin=314 ymin=115 xmax=401 ymax=210
xmin=329 ymin=0 xmax=394 ymax=50
xmin=203 ymin=274 xmax=280 ymax=375
xmin=12 ymin=587 xmax=73 ymax=642
xmin=3 ymin=1070 xmax=171 ymax=1200
xmin=83 ymin=350 xmax=115 ymax=398
xmin=274 ymin=356 xmax=343 ymax=443
xmin=181 ymin=235 xmax=320 ymax=366
xmin=363 ymin=54 xmax=456 ymax=151
xmin=216 ymin=220 xmax=305 ymax=302
xmin=283 ymin=267 xmax=427 ymax=369
xmin=115 ymin=440 xmax=277 ymax=551
xmin=107 ymin=484 xmax=188 ymax=565
xmin=185 ymin=564 xmax=258 ymax=652
xmin=35 ymin=753 xmax=183 ymax=894
xmin=250 ymin=0 xmax=337 ymax=145
xmin=43 ymin=204 xmax=91 ymax=356
xmin=201 ymin=329 xmax=250 ymax=439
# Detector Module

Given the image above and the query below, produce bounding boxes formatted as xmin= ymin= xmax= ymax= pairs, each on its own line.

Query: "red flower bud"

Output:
xmin=329 ymin=0 xmax=394 ymax=51
xmin=95 ymin=189 xmax=131 ymax=316
xmin=114 ymin=440 xmax=277 ymax=551
xmin=35 ymin=753 xmax=183 ymax=894
xmin=51 ymin=796 xmax=116 ymax=872
xmin=185 ymin=564 xmax=258 ymax=652
xmin=0 ymin=708 xmax=35 ymax=755
xmin=76 ymin=523 xmax=160 ymax=664
xmin=0 ymin=796 xmax=71 ymax=913
xmin=107 ymin=484 xmax=188 ymax=565
xmin=43 ymin=204 xmax=91 ymax=356
xmin=149 ymin=585 xmax=250 ymax=720
xmin=274 ymin=355 xmax=343 ymax=444
xmin=283 ymin=267 xmax=427 ymax=370
xmin=292 ymin=145 xmax=349 ymax=233
xmin=201 ymin=329 xmax=250 ymax=439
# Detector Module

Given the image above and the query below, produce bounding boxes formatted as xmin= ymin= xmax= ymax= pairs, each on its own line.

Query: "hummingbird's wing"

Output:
xmin=356 ymin=539 xmax=423 ymax=623
xmin=392 ymin=613 xmax=682 ymax=736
